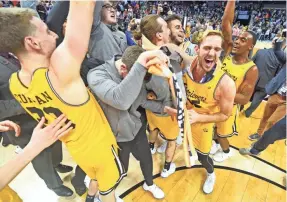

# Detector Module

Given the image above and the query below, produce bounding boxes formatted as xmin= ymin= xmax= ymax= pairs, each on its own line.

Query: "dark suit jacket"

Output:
xmin=0 ymin=55 xmax=38 ymax=146
xmin=273 ymin=40 xmax=286 ymax=65
xmin=265 ymin=65 xmax=286 ymax=95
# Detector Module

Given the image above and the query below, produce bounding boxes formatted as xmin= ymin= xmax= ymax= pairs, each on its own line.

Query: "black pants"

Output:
xmin=0 ymin=132 xmax=11 ymax=145
xmin=245 ymin=88 xmax=267 ymax=117
xmin=252 ymin=116 xmax=286 ymax=154
xmin=6 ymin=121 xmax=63 ymax=189
xmin=197 ymin=152 xmax=214 ymax=174
xmin=31 ymin=141 xmax=63 ymax=189
xmin=117 ymin=117 xmax=154 ymax=186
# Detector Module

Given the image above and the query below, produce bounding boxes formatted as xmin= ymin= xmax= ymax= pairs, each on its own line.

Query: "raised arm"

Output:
xmin=50 ymin=1 xmax=96 ymax=85
xmin=89 ymin=50 xmax=169 ymax=110
xmin=235 ymin=66 xmax=258 ymax=105
xmin=88 ymin=63 xmax=147 ymax=110
xmin=91 ymin=0 xmax=104 ymax=32
xmin=221 ymin=0 xmax=236 ymax=56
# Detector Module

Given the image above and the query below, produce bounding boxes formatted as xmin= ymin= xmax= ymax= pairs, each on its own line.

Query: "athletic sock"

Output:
xmin=164 ymin=161 xmax=171 ymax=170
xmin=223 ymin=148 xmax=230 ymax=154
xmin=149 ymin=142 xmax=155 ymax=150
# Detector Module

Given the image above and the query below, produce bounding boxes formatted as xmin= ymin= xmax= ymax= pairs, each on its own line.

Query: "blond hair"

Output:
xmin=198 ymin=30 xmax=224 ymax=46
xmin=0 ymin=8 xmax=37 ymax=54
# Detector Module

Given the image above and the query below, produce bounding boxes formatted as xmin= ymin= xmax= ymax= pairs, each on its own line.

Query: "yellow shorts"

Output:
xmin=216 ymin=105 xmax=238 ymax=137
xmin=191 ymin=122 xmax=215 ymax=154
xmin=0 ymin=186 xmax=22 ymax=202
xmin=146 ymin=110 xmax=179 ymax=141
xmin=67 ymin=139 xmax=126 ymax=195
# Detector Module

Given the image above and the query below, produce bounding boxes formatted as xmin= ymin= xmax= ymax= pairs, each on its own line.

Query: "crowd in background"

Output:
xmin=0 ymin=0 xmax=54 ymax=21
xmin=0 ymin=1 xmax=286 ymax=201
xmin=0 ymin=0 xmax=285 ymax=43
xmin=115 ymin=1 xmax=286 ymax=43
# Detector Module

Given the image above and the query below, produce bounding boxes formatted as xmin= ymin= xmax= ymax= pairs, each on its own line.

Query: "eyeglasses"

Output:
xmin=102 ymin=4 xmax=116 ymax=11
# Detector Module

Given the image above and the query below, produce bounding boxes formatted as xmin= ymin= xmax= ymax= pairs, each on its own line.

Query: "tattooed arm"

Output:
xmin=235 ymin=66 xmax=258 ymax=105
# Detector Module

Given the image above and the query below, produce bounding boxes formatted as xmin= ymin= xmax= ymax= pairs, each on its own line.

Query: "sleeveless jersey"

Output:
xmin=221 ymin=56 xmax=255 ymax=91
xmin=9 ymin=68 xmax=116 ymax=155
xmin=183 ymin=65 xmax=226 ymax=115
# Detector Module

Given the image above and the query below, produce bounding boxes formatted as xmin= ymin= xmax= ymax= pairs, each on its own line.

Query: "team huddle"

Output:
xmin=0 ymin=0 xmax=264 ymax=202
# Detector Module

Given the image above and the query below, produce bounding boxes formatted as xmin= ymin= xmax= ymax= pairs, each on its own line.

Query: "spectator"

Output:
xmin=248 ymin=65 xmax=286 ymax=141
xmin=36 ymin=1 xmax=47 ymax=21
xmin=125 ymin=18 xmax=137 ymax=46
xmin=244 ymin=40 xmax=285 ymax=118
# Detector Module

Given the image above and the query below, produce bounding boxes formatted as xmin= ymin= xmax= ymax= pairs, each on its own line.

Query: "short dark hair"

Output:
xmin=246 ymin=30 xmax=258 ymax=46
xmin=122 ymin=46 xmax=145 ymax=70
xmin=165 ymin=14 xmax=182 ymax=26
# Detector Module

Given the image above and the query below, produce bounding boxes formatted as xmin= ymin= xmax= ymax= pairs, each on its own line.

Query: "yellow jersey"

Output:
xmin=221 ymin=56 xmax=255 ymax=91
xmin=183 ymin=64 xmax=226 ymax=115
xmin=9 ymin=68 xmax=116 ymax=156
xmin=0 ymin=186 xmax=22 ymax=202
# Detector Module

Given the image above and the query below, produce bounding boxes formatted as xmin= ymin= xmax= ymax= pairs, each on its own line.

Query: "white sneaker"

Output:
xmin=161 ymin=163 xmax=176 ymax=178
xmin=210 ymin=141 xmax=221 ymax=155
xmin=189 ymin=154 xmax=198 ymax=166
xmin=203 ymin=172 xmax=216 ymax=194
xmin=15 ymin=146 xmax=23 ymax=154
xmin=143 ymin=182 xmax=165 ymax=199
xmin=176 ymin=135 xmax=183 ymax=145
xmin=94 ymin=196 xmax=101 ymax=202
xmin=157 ymin=141 xmax=167 ymax=153
xmin=94 ymin=194 xmax=123 ymax=202
xmin=213 ymin=150 xmax=232 ymax=162
xmin=150 ymin=147 xmax=156 ymax=155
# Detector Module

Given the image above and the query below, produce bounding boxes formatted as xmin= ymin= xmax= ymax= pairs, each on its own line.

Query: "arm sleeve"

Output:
xmin=88 ymin=62 xmax=147 ymax=110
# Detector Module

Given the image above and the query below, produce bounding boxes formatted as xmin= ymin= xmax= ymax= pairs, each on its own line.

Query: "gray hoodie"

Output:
xmin=87 ymin=58 xmax=165 ymax=142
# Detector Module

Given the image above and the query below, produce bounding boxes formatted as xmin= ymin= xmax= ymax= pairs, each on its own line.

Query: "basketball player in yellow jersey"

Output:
xmin=164 ymin=31 xmax=234 ymax=195
xmin=167 ymin=30 xmax=236 ymax=194
xmin=211 ymin=0 xmax=259 ymax=162
xmin=0 ymin=3 xmax=124 ymax=202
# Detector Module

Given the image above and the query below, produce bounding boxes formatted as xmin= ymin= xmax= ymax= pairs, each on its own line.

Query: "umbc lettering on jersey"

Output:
xmin=221 ymin=63 xmax=237 ymax=82
xmin=13 ymin=91 xmax=52 ymax=105
xmin=186 ymin=89 xmax=206 ymax=102
xmin=186 ymin=89 xmax=206 ymax=109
